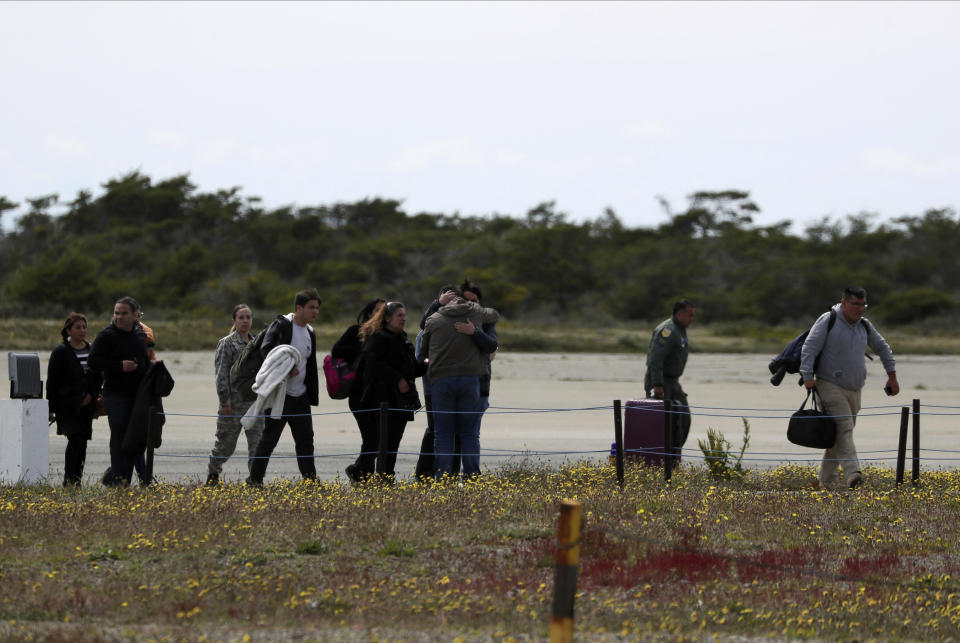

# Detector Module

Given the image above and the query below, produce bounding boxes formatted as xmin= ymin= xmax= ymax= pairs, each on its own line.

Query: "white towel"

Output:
xmin=241 ymin=344 xmax=303 ymax=430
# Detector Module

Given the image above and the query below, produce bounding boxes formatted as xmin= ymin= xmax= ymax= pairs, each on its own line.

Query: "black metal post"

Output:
xmin=895 ymin=406 xmax=909 ymax=485
xmin=912 ymin=398 xmax=920 ymax=485
xmin=613 ymin=400 xmax=624 ymax=490
xmin=377 ymin=402 xmax=388 ymax=477
xmin=663 ymin=399 xmax=673 ymax=482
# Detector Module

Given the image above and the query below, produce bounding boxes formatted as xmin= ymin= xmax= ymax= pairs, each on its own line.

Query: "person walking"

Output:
xmin=206 ymin=304 xmax=264 ymax=485
xmin=421 ymin=295 xmax=500 ymax=480
xmin=800 ymin=287 xmax=899 ymax=489
xmin=46 ymin=313 xmax=102 ymax=487
xmin=88 ymin=296 xmax=150 ymax=486
xmin=353 ymin=301 xmax=427 ymax=481
xmin=643 ymin=299 xmax=696 ymax=450
xmin=247 ymin=289 xmax=322 ymax=485
xmin=332 ymin=298 xmax=385 ymax=483
xmin=129 ymin=301 xmax=154 ymax=483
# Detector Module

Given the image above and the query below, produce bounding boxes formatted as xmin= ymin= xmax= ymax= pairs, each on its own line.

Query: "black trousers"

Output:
xmin=248 ymin=394 xmax=316 ymax=483
xmin=63 ymin=434 xmax=88 ymax=486
xmin=642 ymin=373 xmax=691 ymax=449
xmin=353 ymin=402 xmax=409 ymax=477
xmin=349 ymin=396 xmax=378 ymax=476
xmin=103 ymin=395 xmax=137 ymax=485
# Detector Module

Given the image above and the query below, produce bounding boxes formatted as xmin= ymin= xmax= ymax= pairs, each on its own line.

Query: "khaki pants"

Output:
xmin=816 ymin=379 xmax=861 ymax=485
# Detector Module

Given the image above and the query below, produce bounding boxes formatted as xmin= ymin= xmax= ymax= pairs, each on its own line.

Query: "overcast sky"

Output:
xmin=2 ymin=1 xmax=958 ymax=233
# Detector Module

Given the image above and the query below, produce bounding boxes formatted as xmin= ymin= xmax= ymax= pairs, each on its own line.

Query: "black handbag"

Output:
xmin=396 ymin=382 xmax=422 ymax=411
xmin=787 ymin=388 xmax=837 ymax=449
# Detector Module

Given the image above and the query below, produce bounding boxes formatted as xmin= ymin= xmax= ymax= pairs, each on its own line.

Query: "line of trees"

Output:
xmin=1 ymin=172 xmax=957 ymax=327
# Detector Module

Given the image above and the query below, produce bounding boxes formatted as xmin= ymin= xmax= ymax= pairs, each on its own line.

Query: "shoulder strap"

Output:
xmin=812 ymin=309 xmax=837 ymax=375
xmin=861 ymin=317 xmax=876 ymax=360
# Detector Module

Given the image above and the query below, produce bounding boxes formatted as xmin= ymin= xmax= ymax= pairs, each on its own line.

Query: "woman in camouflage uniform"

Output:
xmin=205 ymin=304 xmax=264 ymax=485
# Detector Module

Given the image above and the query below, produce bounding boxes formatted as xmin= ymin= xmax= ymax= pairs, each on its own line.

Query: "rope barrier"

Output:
xmin=144 ymin=402 xmax=960 ymax=464
xmin=685 ymin=403 xmax=903 ymax=412
xmin=117 ymin=396 xmax=960 ymax=482
xmin=158 ymin=406 xmax=960 ymax=420
xmin=146 ymin=446 xmax=960 ymax=463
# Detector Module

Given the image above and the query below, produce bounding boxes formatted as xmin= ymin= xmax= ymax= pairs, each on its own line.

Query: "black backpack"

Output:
xmin=229 ymin=327 xmax=270 ymax=402
xmin=768 ymin=310 xmax=874 ymax=386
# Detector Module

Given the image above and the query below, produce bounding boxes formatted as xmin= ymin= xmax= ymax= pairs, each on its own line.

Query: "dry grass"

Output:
xmin=1 ymin=462 xmax=959 ymax=641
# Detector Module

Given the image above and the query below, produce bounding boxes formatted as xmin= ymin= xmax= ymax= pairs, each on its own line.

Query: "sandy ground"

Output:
xmin=2 ymin=350 xmax=957 ymax=484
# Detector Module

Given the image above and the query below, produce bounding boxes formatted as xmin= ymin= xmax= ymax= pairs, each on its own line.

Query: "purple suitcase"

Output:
xmin=624 ymin=399 xmax=681 ymax=465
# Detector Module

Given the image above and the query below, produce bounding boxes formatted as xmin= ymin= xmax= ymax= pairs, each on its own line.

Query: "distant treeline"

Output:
xmin=1 ymin=172 xmax=957 ymax=327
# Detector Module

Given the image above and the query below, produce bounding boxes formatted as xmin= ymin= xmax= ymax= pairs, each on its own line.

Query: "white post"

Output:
xmin=0 ymin=399 xmax=50 ymax=484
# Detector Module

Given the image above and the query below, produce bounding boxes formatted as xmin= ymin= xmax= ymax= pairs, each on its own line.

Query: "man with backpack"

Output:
xmin=246 ymin=289 xmax=322 ymax=485
xmin=800 ymin=287 xmax=899 ymax=490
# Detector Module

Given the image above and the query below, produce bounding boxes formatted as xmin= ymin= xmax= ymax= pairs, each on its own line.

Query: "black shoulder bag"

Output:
xmin=787 ymin=388 xmax=837 ymax=449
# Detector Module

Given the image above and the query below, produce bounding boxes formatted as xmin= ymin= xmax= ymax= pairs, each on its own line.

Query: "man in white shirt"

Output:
xmin=247 ymin=289 xmax=322 ymax=485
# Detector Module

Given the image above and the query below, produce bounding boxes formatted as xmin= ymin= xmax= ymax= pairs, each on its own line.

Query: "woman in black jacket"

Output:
xmin=46 ymin=313 xmax=102 ymax=486
xmin=332 ymin=298 xmax=385 ymax=483
xmin=351 ymin=301 xmax=427 ymax=481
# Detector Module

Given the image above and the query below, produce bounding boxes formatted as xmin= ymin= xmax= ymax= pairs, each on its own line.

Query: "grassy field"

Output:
xmin=1 ymin=462 xmax=959 ymax=641
xmin=3 ymin=317 xmax=960 ymax=354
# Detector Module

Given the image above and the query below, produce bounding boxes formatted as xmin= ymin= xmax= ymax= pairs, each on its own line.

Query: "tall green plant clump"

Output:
xmin=698 ymin=418 xmax=751 ymax=480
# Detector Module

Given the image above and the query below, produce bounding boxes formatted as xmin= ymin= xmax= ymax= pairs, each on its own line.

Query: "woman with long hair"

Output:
xmin=205 ymin=304 xmax=263 ymax=485
xmin=351 ymin=301 xmax=427 ymax=481
xmin=332 ymin=298 xmax=385 ymax=482
xmin=46 ymin=312 xmax=102 ymax=486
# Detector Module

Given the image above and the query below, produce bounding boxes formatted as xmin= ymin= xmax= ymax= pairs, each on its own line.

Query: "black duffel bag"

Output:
xmin=787 ymin=388 xmax=837 ymax=449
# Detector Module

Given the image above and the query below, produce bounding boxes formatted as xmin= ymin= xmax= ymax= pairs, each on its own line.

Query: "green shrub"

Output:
xmin=877 ymin=288 xmax=956 ymax=324
xmin=698 ymin=419 xmax=751 ymax=480
xmin=295 ymin=540 xmax=329 ymax=556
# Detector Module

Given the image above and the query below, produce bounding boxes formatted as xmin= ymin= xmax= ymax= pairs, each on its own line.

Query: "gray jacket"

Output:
xmin=421 ymin=299 xmax=500 ymax=382
xmin=799 ymin=303 xmax=896 ymax=391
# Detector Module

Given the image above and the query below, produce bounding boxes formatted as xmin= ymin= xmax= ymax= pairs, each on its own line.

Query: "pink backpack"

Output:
xmin=322 ymin=354 xmax=358 ymax=400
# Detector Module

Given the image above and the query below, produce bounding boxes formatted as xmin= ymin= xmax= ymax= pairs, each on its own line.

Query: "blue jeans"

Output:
xmin=432 ymin=375 xmax=481 ymax=479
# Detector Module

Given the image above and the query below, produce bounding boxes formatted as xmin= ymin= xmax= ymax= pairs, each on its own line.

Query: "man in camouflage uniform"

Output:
xmin=206 ymin=305 xmax=264 ymax=485
xmin=643 ymin=299 xmax=695 ymax=448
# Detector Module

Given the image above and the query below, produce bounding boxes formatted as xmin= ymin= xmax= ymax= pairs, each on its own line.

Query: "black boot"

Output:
xmin=345 ymin=464 xmax=362 ymax=484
